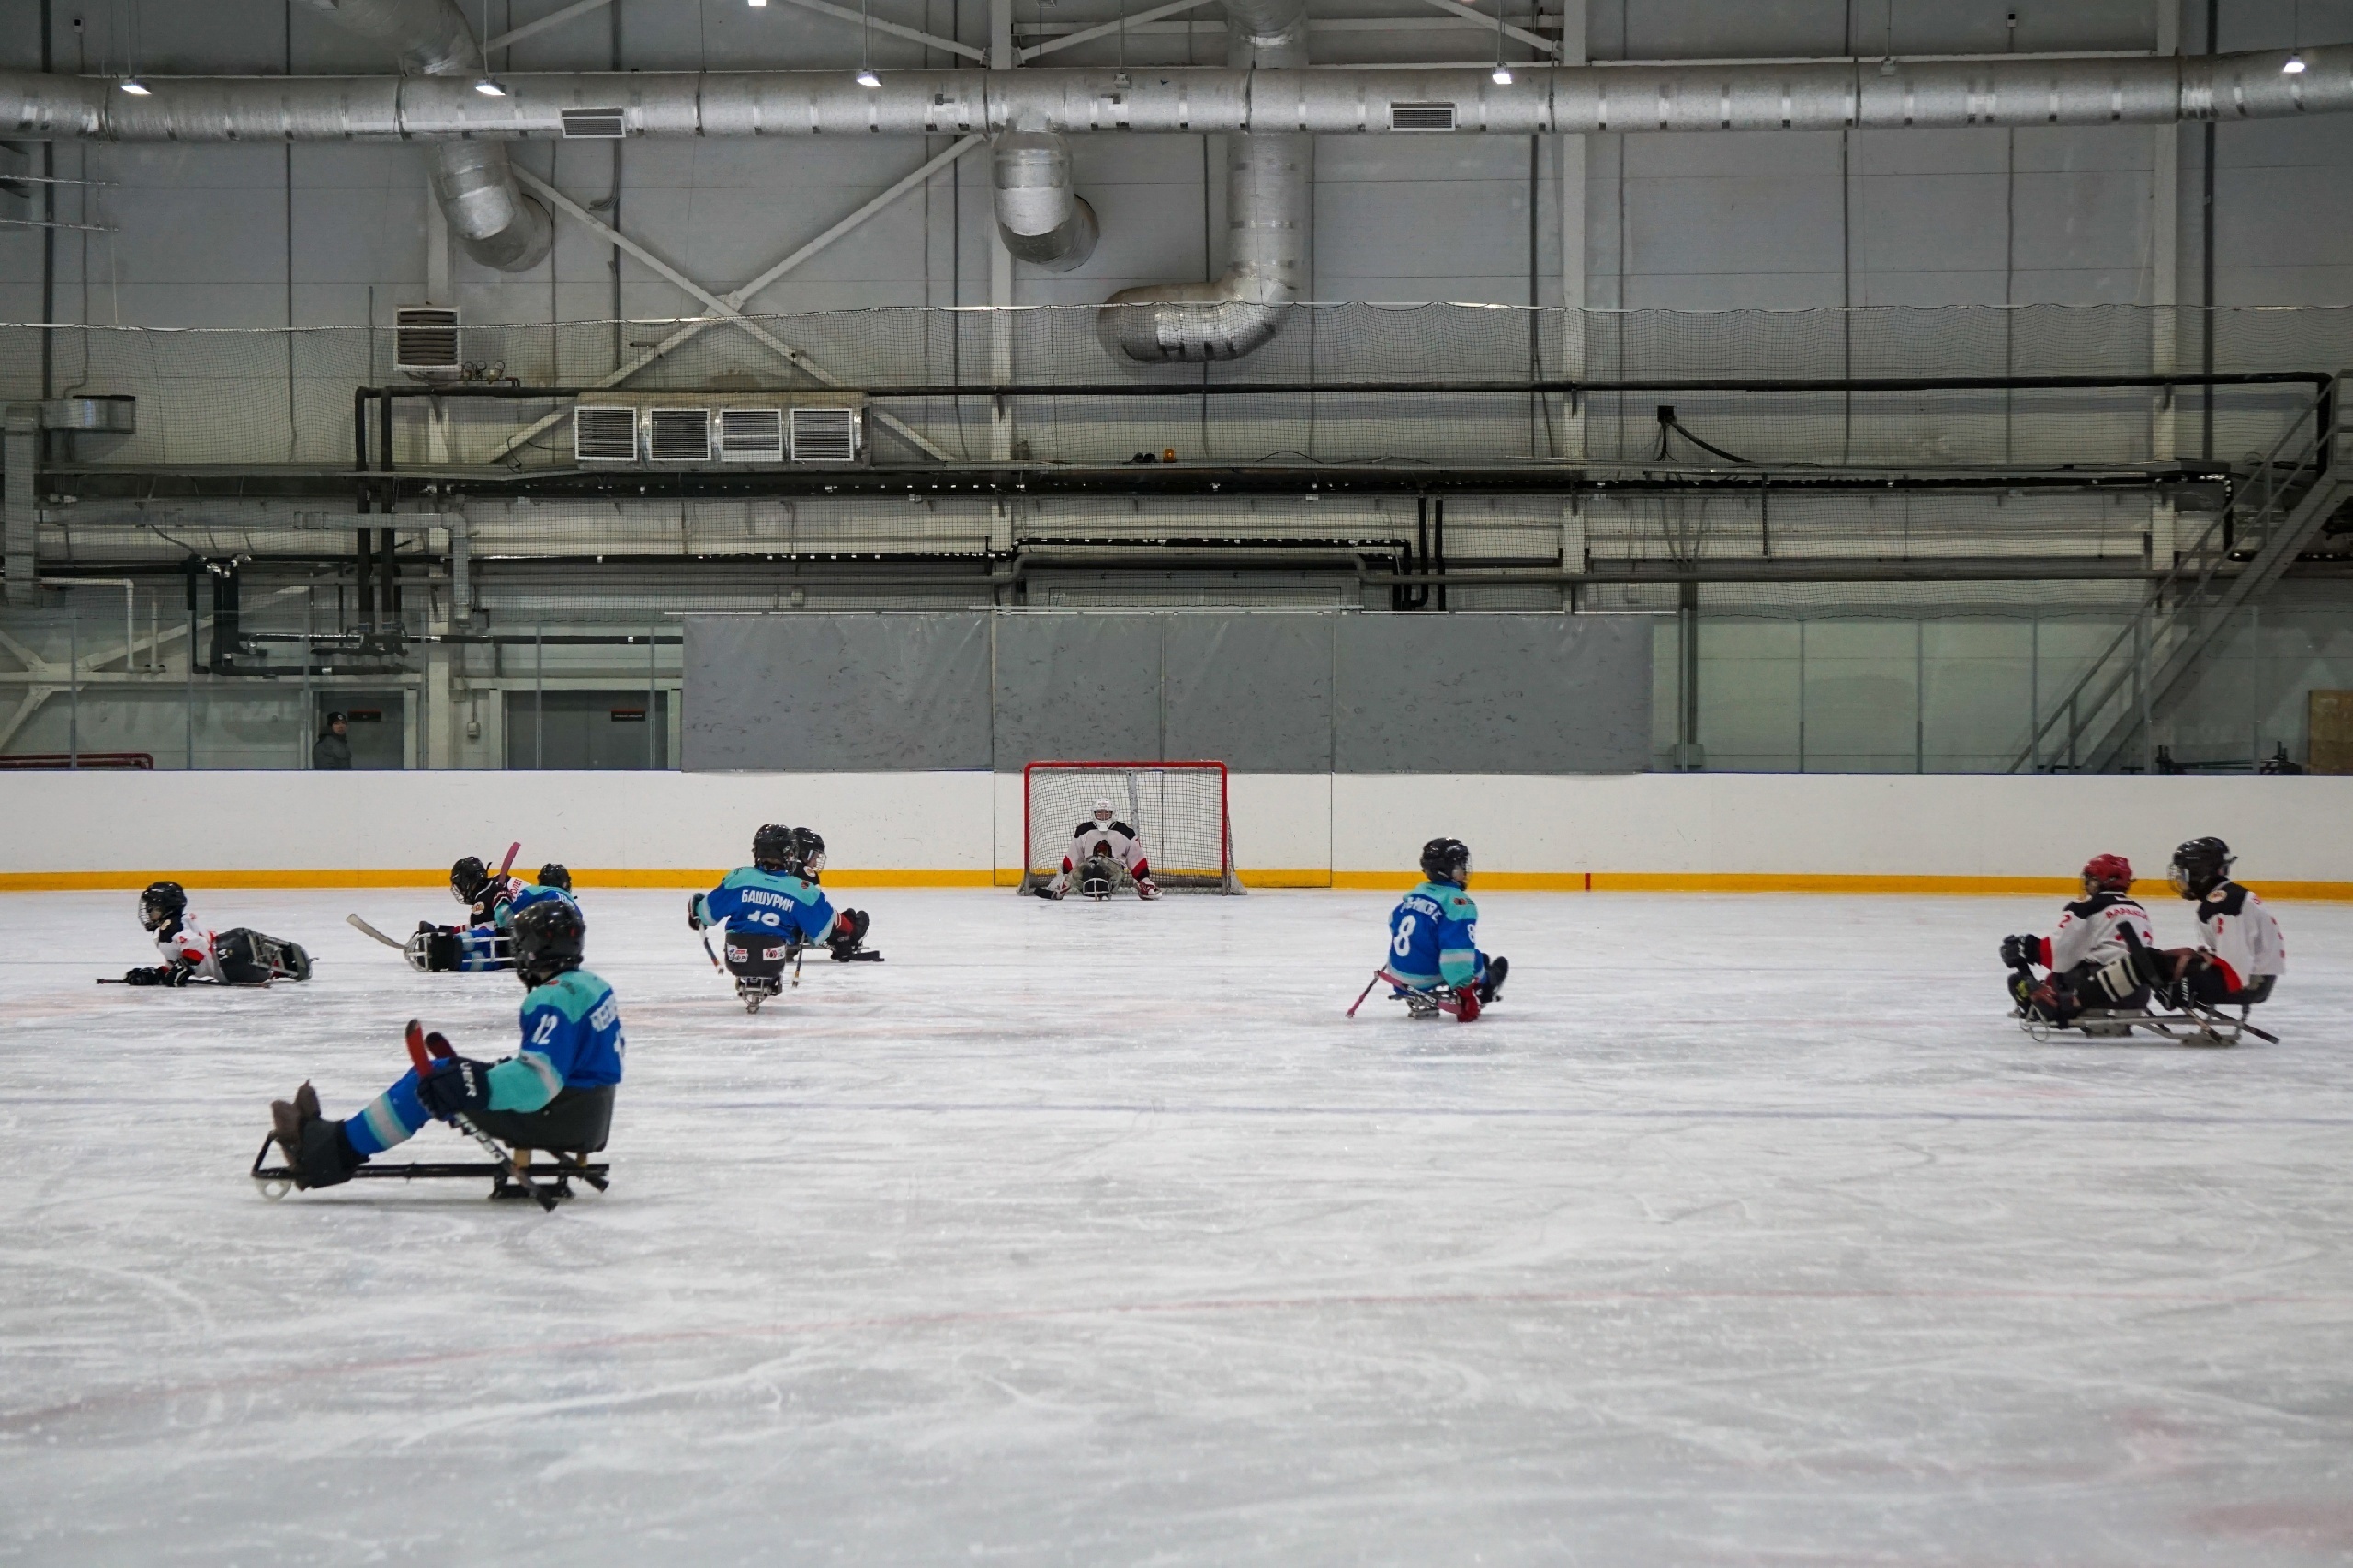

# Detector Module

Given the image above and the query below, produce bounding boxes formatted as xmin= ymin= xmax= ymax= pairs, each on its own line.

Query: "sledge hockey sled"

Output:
xmin=1347 ymin=968 xmax=1469 ymax=1020
xmin=2016 ymin=1002 xmax=2270 ymax=1048
xmin=249 ymin=1086 xmax=615 ymax=1207
xmin=721 ymin=933 xmax=803 ymax=1013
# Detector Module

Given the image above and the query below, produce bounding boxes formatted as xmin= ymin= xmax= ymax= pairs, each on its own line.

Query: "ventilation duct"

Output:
xmin=293 ymin=0 xmax=552 ymax=273
xmin=8 ymin=49 xmax=2345 ymax=140
xmin=993 ymin=131 xmax=1098 ymax=272
xmin=1099 ymin=0 xmax=1309 ymax=362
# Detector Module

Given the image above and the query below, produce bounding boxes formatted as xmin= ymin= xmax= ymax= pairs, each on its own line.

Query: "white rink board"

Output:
xmin=2 ymin=888 xmax=2349 ymax=1564
xmin=5 ymin=769 xmax=2353 ymax=888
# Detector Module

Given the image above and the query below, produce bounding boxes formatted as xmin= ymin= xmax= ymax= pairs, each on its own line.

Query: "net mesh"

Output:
xmin=1023 ymin=763 xmax=1239 ymax=893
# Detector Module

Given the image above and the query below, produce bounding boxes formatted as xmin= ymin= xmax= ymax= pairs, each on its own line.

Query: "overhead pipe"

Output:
xmin=4 ymin=47 xmax=2347 ymax=140
xmin=992 ymin=130 xmax=1098 ymax=270
xmin=1099 ymin=0 xmax=1310 ymax=362
xmin=292 ymin=0 xmax=552 ymax=272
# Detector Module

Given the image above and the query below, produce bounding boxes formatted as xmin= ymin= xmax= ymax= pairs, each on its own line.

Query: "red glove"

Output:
xmin=1452 ymin=984 xmax=1482 ymax=1021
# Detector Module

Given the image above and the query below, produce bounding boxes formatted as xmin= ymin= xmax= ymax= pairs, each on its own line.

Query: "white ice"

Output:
xmin=3 ymin=885 xmax=2350 ymax=1565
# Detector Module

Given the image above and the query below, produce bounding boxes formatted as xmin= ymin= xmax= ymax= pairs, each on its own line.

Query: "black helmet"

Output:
xmin=138 ymin=881 xmax=187 ymax=932
xmin=791 ymin=827 xmax=827 ymax=881
xmin=536 ymin=862 xmax=573 ymax=892
xmin=449 ymin=856 xmax=490 ymax=905
xmin=511 ymin=896 xmax=586 ymax=986
xmin=1419 ymin=837 xmax=1472 ymax=888
xmin=2168 ymin=836 xmax=2234 ymax=900
xmin=753 ymin=824 xmax=795 ymax=872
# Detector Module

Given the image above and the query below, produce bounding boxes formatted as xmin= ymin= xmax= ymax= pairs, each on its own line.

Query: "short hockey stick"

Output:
xmin=699 ymin=934 xmax=722 ymax=971
xmin=1346 ymin=971 xmax=1383 ymax=1017
xmin=2170 ymin=998 xmax=2279 ymax=1045
xmin=347 ymin=913 xmax=407 ymax=950
xmin=495 ymin=840 xmax=522 ymax=881
xmin=404 ymin=1018 xmax=559 ymax=1213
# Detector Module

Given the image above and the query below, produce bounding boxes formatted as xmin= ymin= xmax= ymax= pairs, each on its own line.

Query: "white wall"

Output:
xmin=6 ymin=769 xmax=2350 ymax=895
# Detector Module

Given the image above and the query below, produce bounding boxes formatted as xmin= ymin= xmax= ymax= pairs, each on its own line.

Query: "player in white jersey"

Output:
xmin=122 ymin=881 xmax=311 ymax=986
xmin=2135 ymin=837 xmax=2284 ymax=1007
xmin=1033 ymin=798 xmax=1161 ymax=900
xmin=2000 ymin=853 xmax=2155 ymax=1025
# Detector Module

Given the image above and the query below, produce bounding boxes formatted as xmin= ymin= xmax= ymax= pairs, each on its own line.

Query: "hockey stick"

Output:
xmin=699 ymin=934 xmax=722 ymax=971
xmin=1346 ymin=971 xmax=1383 ymax=1017
xmin=347 ymin=914 xmax=407 ymax=950
xmin=404 ymin=1018 xmax=559 ymax=1213
xmin=495 ymin=840 xmax=522 ymax=881
xmin=2168 ymin=997 xmax=2279 ymax=1046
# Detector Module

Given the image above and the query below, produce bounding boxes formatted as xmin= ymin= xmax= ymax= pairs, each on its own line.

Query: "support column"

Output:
xmin=2 ymin=406 xmax=37 ymax=606
xmin=989 ymin=0 xmax=1017 ymax=462
xmin=1556 ymin=0 xmax=1588 ymax=460
xmin=2150 ymin=0 xmax=2183 ymax=563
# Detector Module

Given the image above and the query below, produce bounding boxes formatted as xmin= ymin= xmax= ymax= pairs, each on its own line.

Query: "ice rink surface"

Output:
xmin=2 ymin=884 xmax=2350 ymax=1566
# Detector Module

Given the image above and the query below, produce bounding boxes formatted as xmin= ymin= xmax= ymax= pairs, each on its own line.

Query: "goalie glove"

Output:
xmin=1031 ymin=880 xmax=1065 ymax=901
xmin=1134 ymin=877 xmax=1162 ymax=901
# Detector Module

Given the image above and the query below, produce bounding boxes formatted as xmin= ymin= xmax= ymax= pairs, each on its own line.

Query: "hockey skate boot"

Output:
xmin=268 ymin=1083 xmax=365 ymax=1189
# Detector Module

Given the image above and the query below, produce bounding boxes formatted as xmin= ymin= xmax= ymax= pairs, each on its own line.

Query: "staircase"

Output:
xmin=2011 ymin=375 xmax=2352 ymax=773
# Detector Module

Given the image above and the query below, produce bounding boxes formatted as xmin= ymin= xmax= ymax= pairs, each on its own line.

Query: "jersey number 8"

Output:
xmin=1392 ymin=915 xmax=1416 ymax=958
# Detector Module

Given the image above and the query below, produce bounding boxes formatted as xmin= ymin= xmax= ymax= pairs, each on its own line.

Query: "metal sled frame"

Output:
xmin=1349 ymin=968 xmax=1466 ymax=1020
xmin=2017 ymin=1003 xmax=2263 ymax=1048
xmin=726 ymin=940 xmax=805 ymax=1013
xmin=248 ymin=1133 xmax=610 ymax=1203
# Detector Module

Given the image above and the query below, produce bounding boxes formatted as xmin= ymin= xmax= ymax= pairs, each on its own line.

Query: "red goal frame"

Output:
xmin=1021 ymin=760 xmax=1236 ymax=892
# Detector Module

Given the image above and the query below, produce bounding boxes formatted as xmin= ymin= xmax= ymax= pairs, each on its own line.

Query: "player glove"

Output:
xmin=1998 ymin=934 xmax=2040 ymax=968
xmin=415 ymin=1054 xmax=494 ymax=1119
xmin=122 ymin=964 xmax=183 ymax=986
xmin=1451 ymin=983 xmax=1482 ymax=1022
xmin=826 ymin=908 xmax=870 ymax=960
xmin=686 ymin=894 xmax=705 ymax=931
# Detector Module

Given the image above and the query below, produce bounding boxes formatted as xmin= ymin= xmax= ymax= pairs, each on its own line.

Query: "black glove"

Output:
xmin=1030 ymin=882 xmax=1064 ymax=901
xmin=686 ymin=894 xmax=706 ymax=931
xmin=416 ymin=1054 xmax=494 ymax=1119
xmin=1999 ymin=934 xmax=2040 ymax=969
xmin=122 ymin=964 xmax=182 ymax=986
xmin=826 ymin=908 xmax=870 ymax=960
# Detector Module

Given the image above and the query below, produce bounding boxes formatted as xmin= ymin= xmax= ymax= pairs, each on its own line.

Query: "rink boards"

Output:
xmin=4 ymin=769 xmax=2352 ymax=898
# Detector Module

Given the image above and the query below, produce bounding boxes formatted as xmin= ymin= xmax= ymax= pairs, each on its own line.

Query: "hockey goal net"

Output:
xmin=1021 ymin=761 xmax=1244 ymax=894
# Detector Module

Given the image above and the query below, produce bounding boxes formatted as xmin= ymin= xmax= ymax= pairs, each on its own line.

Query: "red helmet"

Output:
xmin=2081 ymin=853 xmax=2133 ymax=893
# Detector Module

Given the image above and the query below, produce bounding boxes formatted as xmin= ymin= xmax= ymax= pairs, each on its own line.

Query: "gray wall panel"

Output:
xmin=990 ymin=615 xmax=1166 ymax=767
xmin=1334 ymin=615 xmax=1654 ymax=773
xmin=1165 ymin=614 xmax=1336 ymax=772
xmin=683 ymin=613 xmax=991 ymax=771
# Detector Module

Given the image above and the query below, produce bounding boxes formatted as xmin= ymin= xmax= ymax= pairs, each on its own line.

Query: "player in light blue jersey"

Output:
xmin=689 ymin=825 xmax=877 ymax=1005
xmin=1383 ymin=837 xmax=1509 ymax=1020
xmin=268 ymin=898 xmax=623 ymax=1189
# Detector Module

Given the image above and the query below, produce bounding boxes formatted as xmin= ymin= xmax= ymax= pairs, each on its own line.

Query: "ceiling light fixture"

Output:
xmin=1488 ymin=1 xmax=1510 ymax=87
xmin=119 ymin=76 xmax=152 ymax=96
xmin=2282 ymin=51 xmax=2307 ymax=74
xmin=855 ymin=0 xmax=880 ymax=87
xmin=473 ymin=74 xmax=509 ymax=96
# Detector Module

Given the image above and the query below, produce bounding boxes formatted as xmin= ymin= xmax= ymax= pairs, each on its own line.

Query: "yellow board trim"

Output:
xmin=7 ymin=868 xmax=2353 ymax=901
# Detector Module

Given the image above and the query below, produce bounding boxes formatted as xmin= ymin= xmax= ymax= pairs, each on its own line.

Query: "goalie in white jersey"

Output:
xmin=1033 ymin=798 xmax=1161 ymax=900
xmin=2000 ymin=853 xmax=2154 ymax=1026
xmin=2133 ymin=836 xmax=2285 ymax=1008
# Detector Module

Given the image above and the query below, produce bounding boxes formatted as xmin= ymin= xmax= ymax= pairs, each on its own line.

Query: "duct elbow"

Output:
xmin=1099 ymin=279 xmax=1288 ymax=363
xmin=428 ymin=142 xmax=554 ymax=272
xmin=993 ymin=131 xmax=1098 ymax=272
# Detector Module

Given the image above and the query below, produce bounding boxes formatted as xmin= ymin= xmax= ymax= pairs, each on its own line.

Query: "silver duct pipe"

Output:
xmin=992 ymin=130 xmax=1098 ymax=270
xmin=1101 ymin=0 xmax=1309 ymax=362
xmin=4 ymin=48 xmax=2347 ymax=140
xmin=294 ymin=0 xmax=552 ymax=272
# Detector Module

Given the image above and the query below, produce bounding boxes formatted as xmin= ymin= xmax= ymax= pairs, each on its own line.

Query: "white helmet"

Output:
xmin=1092 ymin=797 xmax=1116 ymax=824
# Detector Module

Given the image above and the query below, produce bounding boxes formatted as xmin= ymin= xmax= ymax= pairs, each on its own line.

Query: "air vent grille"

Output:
xmin=573 ymin=406 xmax=638 ymax=462
xmin=718 ymin=407 xmax=785 ymax=462
xmin=393 ymin=306 xmax=460 ymax=373
xmin=648 ymin=407 xmax=712 ymax=461
xmin=561 ymin=107 xmax=628 ymax=138
xmin=790 ymin=405 xmax=858 ymax=463
xmin=1389 ymin=103 xmax=1458 ymax=131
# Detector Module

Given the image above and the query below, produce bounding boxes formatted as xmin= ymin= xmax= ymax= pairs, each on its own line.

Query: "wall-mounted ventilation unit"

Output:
xmin=790 ymin=405 xmax=859 ymax=464
xmin=574 ymin=406 xmax=639 ymax=462
xmin=719 ymin=407 xmax=785 ymax=462
xmin=394 ymin=306 xmax=460 ymax=375
xmin=560 ymin=108 xmax=628 ymax=138
xmin=648 ymin=408 xmax=712 ymax=461
xmin=1389 ymin=103 xmax=1458 ymax=131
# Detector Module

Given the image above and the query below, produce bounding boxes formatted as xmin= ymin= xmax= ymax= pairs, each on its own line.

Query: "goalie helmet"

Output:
xmin=790 ymin=827 xmax=827 ymax=881
xmin=536 ymin=863 xmax=573 ymax=892
xmin=2081 ymin=853 xmax=2133 ymax=894
xmin=138 ymin=881 xmax=186 ymax=932
xmin=449 ymin=856 xmax=490 ymax=906
xmin=2168 ymin=836 xmax=2233 ymax=900
xmin=511 ymin=896 xmax=586 ymax=987
xmin=752 ymin=823 xmax=794 ymax=873
xmin=1419 ymin=837 xmax=1472 ymax=888
xmin=1092 ymin=797 xmax=1117 ymax=826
